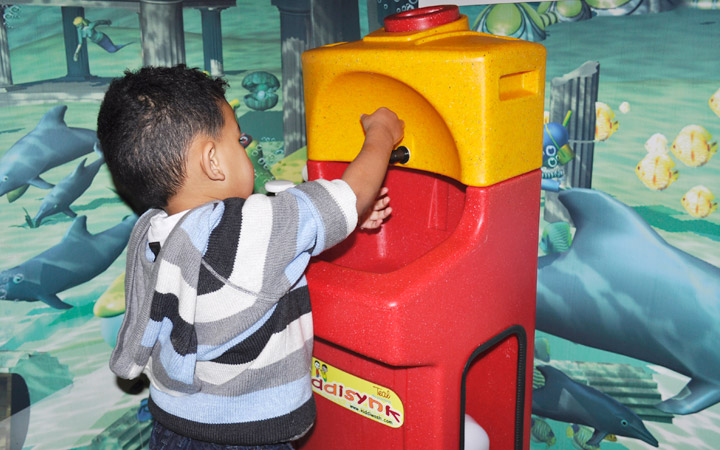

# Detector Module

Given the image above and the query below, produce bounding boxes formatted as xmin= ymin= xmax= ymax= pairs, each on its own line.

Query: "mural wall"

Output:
xmin=0 ymin=1 xmax=718 ymax=449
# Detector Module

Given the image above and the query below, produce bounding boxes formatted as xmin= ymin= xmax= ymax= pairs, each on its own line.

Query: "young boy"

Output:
xmin=98 ymin=65 xmax=403 ymax=449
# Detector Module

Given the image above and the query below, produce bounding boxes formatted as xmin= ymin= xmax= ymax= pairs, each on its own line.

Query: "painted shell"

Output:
xmin=537 ymin=0 xmax=593 ymax=22
xmin=242 ymin=71 xmax=280 ymax=111
xmin=473 ymin=3 xmax=547 ymax=41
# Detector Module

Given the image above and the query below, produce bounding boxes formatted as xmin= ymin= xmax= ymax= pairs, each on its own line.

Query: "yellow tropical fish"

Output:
xmin=671 ymin=124 xmax=718 ymax=167
xmin=635 ymin=153 xmax=679 ymax=191
xmin=644 ymin=133 xmax=669 ymax=154
xmin=566 ymin=424 xmax=616 ymax=450
xmin=681 ymin=185 xmax=718 ymax=218
xmin=595 ymin=102 xmax=619 ymax=141
xmin=709 ymin=87 xmax=720 ymax=118
xmin=93 ymin=272 xmax=126 ymax=318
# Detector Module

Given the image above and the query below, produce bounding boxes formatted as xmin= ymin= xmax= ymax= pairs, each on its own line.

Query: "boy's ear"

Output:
xmin=199 ymin=140 xmax=225 ymax=181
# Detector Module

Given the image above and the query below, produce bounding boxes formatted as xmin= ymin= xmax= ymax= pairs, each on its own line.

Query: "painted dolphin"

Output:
xmin=532 ymin=365 xmax=658 ymax=447
xmin=537 ymin=188 xmax=720 ymax=415
xmin=0 ymin=105 xmax=98 ymax=199
xmin=0 ymin=214 xmax=137 ymax=309
xmin=33 ymin=155 xmax=105 ymax=225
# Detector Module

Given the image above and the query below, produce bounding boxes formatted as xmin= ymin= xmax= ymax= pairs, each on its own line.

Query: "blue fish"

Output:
xmin=540 ymin=221 xmax=573 ymax=254
xmin=537 ymin=188 xmax=720 ymax=415
xmin=532 ymin=365 xmax=658 ymax=447
xmin=0 ymin=105 xmax=98 ymax=199
xmin=530 ymin=416 xmax=557 ymax=447
xmin=534 ymin=337 xmax=551 ymax=363
xmin=0 ymin=215 xmax=137 ymax=309
xmin=33 ymin=154 xmax=105 ymax=226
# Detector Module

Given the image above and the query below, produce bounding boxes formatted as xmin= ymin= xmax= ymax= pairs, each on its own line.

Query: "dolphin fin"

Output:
xmin=37 ymin=105 xmax=68 ymax=129
xmin=64 ymin=215 xmax=90 ymax=240
xmin=63 ymin=208 xmax=77 ymax=218
xmin=93 ymin=141 xmax=104 ymax=157
xmin=656 ymin=378 xmax=720 ymax=415
xmin=37 ymin=265 xmax=76 ymax=309
xmin=587 ymin=429 xmax=608 ymax=447
xmin=6 ymin=184 xmax=30 ymax=202
xmin=28 ymin=176 xmax=54 ymax=190
xmin=38 ymin=293 xmax=73 ymax=309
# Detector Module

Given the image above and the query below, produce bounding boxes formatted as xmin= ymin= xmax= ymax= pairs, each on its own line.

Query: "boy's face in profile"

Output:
xmin=215 ymin=101 xmax=255 ymax=199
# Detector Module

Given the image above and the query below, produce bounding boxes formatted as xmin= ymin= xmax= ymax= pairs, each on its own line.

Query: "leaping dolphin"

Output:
xmin=33 ymin=155 xmax=105 ymax=226
xmin=0 ymin=214 xmax=137 ymax=309
xmin=0 ymin=105 xmax=98 ymax=199
xmin=532 ymin=365 xmax=658 ymax=447
xmin=537 ymin=188 xmax=720 ymax=415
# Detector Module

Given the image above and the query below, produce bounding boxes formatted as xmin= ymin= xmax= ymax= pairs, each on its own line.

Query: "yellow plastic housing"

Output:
xmin=302 ymin=16 xmax=547 ymax=187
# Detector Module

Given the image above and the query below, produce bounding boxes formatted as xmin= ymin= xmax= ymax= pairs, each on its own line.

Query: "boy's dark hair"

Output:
xmin=97 ymin=64 xmax=229 ymax=212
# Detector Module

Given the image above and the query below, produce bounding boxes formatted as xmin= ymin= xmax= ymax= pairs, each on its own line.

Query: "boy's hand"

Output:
xmin=360 ymin=107 xmax=404 ymax=149
xmin=360 ymin=187 xmax=391 ymax=230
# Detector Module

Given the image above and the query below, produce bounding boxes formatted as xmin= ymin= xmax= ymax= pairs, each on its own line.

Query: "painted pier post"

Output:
xmin=544 ymin=60 xmax=600 ymax=222
xmin=140 ymin=0 xmax=185 ymax=68
xmin=271 ymin=0 xmax=311 ymax=156
xmin=200 ymin=7 xmax=225 ymax=77
xmin=0 ymin=7 xmax=12 ymax=87
xmin=310 ymin=0 xmax=360 ymax=48
xmin=61 ymin=6 xmax=92 ymax=80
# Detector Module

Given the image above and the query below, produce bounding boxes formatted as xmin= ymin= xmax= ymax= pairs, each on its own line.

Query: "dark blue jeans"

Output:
xmin=149 ymin=420 xmax=295 ymax=450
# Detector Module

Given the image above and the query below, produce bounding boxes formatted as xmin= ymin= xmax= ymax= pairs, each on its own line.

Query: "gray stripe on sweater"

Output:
xmin=110 ymin=209 xmax=160 ymax=378
xmin=294 ymin=181 xmax=350 ymax=253
xmin=262 ymin=191 xmax=301 ymax=295
xmin=194 ymin=285 xmax=276 ymax=345
xmin=148 ymin=336 xmax=311 ymax=397
xmin=198 ymin=343 xmax=312 ymax=396
xmin=147 ymin=345 xmax=201 ymax=394
xmin=158 ymin=227 xmax=202 ymax=289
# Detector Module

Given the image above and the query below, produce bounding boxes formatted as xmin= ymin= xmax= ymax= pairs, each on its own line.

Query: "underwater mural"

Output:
xmin=0 ymin=1 xmax=718 ymax=449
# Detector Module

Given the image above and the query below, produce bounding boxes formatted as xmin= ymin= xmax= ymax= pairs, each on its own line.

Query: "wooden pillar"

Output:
xmin=310 ymin=0 xmax=360 ymax=48
xmin=140 ymin=0 xmax=185 ymax=67
xmin=366 ymin=0 xmax=380 ymax=33
xmin=200 ymin=7 xmax=225 ymax=77
xmin=550 ymin=60 xmax=600 ymax=189
xmin=0 ymin=7 xmax=12 ymax=87
xmin=271 ymin=0 xmax=311 ymax=156
xmin=544 ymin=61 xmax=600 ymax=223
xmin=61 ymin=6 xmax=92 ymax=80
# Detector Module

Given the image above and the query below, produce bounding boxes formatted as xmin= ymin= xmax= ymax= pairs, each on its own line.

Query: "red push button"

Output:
xmin=384 ymin=4 xmax=460 ymax=32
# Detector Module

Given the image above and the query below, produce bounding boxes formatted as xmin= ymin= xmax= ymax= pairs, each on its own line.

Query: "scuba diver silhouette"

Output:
xmin=73 ymin=17 xmax=132 ymax=61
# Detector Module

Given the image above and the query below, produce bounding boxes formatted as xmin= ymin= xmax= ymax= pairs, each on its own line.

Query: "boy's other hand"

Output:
xmin=360 ymin=187 xmax=391 ymax=230
xmin=360 ymin=107 xmax=404 ymax=149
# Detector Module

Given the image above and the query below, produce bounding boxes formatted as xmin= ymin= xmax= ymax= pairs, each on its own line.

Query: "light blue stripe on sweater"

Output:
xmin=196 ymin=303 xmax=277 ymax=360
xmin=150 ymin=373 xmax=312 ymax=423
xmin=141 ymin=319 xmax=162 ymax=347
xmin=181 ymin=202 xmax=224 ymax=254
xmin=285 ymin=189 xmax=324 ymax=283
xmin=289 ymin=188 xmax=326 ymax=255
xmin=157 ymin=317 xmax=196 ymax=385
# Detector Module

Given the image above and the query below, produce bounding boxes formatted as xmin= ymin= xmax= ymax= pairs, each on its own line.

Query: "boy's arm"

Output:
xmin=341 ymin=107 xmax=404 ymax=222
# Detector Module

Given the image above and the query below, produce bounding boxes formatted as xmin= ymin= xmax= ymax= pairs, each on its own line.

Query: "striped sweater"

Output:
xmin=109 ymin=179 xmax=357 ymax=445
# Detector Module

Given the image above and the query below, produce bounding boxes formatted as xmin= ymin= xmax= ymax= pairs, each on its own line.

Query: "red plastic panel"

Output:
xmin=299 ymin=162 xmax=540 ymax=450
